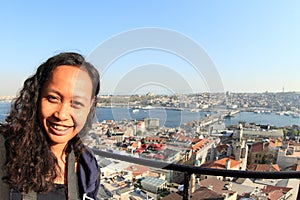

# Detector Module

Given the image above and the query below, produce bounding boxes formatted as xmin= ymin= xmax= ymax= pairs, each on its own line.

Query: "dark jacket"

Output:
xmin=77 ymin=148 xmax=101 ymax=199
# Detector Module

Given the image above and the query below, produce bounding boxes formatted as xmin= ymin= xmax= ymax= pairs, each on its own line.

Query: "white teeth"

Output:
xmin=52 ymin=124 xmax=68 ymax=131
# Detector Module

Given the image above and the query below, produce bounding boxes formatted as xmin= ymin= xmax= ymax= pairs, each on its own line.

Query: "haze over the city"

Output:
xmin=0 ymin=1 xmax=300 ymax=96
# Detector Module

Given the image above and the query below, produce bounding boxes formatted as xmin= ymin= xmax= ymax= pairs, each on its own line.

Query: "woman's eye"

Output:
xmin=46 ymin=95 xmax=59 ymax=103
xmin=72 ymin=101 xmax=84 ymax=108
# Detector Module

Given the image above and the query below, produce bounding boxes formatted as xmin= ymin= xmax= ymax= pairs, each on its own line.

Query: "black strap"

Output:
xmin=68 ymin=150 xmax=79 ymax=200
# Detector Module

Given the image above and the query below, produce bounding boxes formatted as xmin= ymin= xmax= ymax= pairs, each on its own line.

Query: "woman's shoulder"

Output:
xmin=80 ymin=146 xmax=97 ymax=162
xmin=77 ymin=145 xmax=99 ymax=173
xmin=77 ymin=145 xmax=100 ymax=198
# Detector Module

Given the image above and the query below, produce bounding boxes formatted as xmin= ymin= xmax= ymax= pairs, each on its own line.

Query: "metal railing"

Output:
xmin=93 ymin=149 xmax=300 ymax=200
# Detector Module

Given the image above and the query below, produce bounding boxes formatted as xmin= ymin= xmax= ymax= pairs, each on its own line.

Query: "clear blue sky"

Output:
xmin=0 ymin=1 xmax=299 ymax=96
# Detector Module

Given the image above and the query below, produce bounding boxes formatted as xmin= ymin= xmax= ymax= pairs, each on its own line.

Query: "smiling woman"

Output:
xmin=0 ymin=52 xmax=100 ymax=200
xmin=39 ymin=66 xmax=94 ymax=148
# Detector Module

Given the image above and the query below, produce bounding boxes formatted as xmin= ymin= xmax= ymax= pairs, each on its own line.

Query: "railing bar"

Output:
xmin=183 ymin=172 xmax=191 ymax=200
xmin=93 ymin=149 xmax=300 ymax=179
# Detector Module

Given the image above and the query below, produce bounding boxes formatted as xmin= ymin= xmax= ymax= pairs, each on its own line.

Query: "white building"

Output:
xmin=141 ymin=176 xmax=167 ymax=193
xmin=277 ymin=148 xmax=300 ymax=170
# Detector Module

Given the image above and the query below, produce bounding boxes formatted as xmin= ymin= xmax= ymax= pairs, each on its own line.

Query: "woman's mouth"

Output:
xmin=52 ymin=124 xmax=69 ymax=131
xmin=48 ymin=121 xmax=74 ymax=135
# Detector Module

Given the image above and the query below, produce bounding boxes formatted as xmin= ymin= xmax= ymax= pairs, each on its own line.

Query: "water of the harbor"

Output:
xmin=225 ymin=111 xmax=300 ymax=127
xmin=0 ymin=102 xmax=10 ymax=123
xmin=96 ymin=107 xmax=213 ymax=127
xmin=0 ymin=102 xmax=299 ymax=127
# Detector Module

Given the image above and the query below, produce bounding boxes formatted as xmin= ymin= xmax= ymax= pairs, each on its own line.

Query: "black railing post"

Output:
xmin=183 ymin=172 xmax=191 ymax=200
xmin=92 ymin=149 xmax=300 ymax=179
xmin=92 ymin=149 xmax=300 ymax=198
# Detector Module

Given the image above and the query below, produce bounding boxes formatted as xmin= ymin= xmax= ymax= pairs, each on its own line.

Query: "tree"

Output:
xmin=291 ymin=129 xmax=298 ymax=137
xmin=283 ymin=129 xmax=287 ymax=137
xmin=136 ymin=130 xmax=143 ymax=136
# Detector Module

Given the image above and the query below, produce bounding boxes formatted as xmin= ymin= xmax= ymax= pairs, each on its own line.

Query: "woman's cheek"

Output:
xmin=74 ymin=112 xmax=89 ymax=128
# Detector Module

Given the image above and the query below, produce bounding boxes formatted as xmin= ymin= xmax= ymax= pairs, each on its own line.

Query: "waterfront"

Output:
xmin=0 ymin=102 xmax=299 ymax=127
xmin=96 ymin=107 xmax=212 ymax=127
xmin=225 ymin=111 xmax=300 ymax=127
xmin=0 ymin=102 xmax=10 ymax=123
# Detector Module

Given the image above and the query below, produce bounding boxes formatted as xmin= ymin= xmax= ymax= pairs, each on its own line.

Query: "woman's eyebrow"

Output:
xmin=44 ymin=88 xmax=91 ymax=102
xmin=44 ymin=89 xmax=61 ymax=96
xmin=72 ymin=95 xmax=90 ymax=102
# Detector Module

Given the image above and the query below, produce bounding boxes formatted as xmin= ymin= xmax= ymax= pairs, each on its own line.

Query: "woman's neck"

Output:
xmin=51 ymin=143 xmax=67 ymax=160
xmin=51 ymin=143 xmax=67 ymax=184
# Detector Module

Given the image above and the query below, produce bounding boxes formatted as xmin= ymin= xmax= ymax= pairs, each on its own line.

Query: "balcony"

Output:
xmin=93 ymin=149 xmax=300 ymax=200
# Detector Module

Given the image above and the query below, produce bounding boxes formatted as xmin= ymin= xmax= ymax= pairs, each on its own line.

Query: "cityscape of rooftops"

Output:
xmin=1 ymin=91 xmax=299 ymax=199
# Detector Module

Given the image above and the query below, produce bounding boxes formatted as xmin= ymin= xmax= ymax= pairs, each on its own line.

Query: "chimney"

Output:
xmin=225 ymin=159 xmax=231 ymax=170
xmin=269 ymin=163 xmax=273 ymax=172
xmin=224 ymin=183 xmax=232 ymax=190
xmin=190 ymin=173 xmax=196 ymax=194
xmin=208 ymin=185 xmax=213 ymax=190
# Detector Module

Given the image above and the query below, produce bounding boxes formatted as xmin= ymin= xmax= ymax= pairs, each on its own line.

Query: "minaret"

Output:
xmin=210 ymin=143 xmax=216 ymax=161
xmin=232 ymin=124 xmax=248 ymax=170
xmin=190 ymin=173 xmax=196 ymax=194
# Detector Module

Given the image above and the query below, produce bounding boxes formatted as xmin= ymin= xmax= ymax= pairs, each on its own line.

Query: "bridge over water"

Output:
xmin=194 ymin=109 xmax=240 ymax=127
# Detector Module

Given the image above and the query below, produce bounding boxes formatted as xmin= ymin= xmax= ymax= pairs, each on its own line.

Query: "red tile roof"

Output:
xmin=201 ymin=158 xmax=241 ymax=169
xmin=262 ymin=185 xmax=292 ymax=200
xmin=251 ymin=142 xmax=264 ymax=153
xmin=191 ymin=139 xmax=207 ymax=151
xmin=268 ymin=140 xmax=276 ymax=148
xmin=144 ymin=137 xmax=163 ymax=141
xmin=124 ymin=164 xmax=149 ymax=177
xmin=215 ymin=144 xmax=229 ymax=153
xmin=131 ymin=142 xmax=138 ymax=148
xmin=161 ymin=192 xmax=182 ymax=200
xmin=248 ymin=164 xmax=281 ymax=172
xmin=192 ymin=138 xmax=201 ymax=143
xmin=199 ymin=177 xmax=235 ymax=196
xmin=262 ymin=185 xmax=292 ymax=194
xmin=191 ymin=188 xmax=224 ymax=200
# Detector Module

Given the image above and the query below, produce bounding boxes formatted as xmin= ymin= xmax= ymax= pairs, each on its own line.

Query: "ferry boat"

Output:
xmin=132 ymin=109 xmax=139 ymax=114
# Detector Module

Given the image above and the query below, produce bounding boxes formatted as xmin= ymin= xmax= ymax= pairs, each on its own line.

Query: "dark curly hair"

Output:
xmin=0 ymin=52 xmax=100 ymax=193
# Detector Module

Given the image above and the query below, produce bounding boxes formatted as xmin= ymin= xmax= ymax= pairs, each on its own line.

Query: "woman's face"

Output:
xmin=39 ymin=65 xmax=93 ymax=146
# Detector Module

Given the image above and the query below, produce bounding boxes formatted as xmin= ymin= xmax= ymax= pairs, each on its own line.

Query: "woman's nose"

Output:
xmin=54 ymin=103 xmax=71 ymax=120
